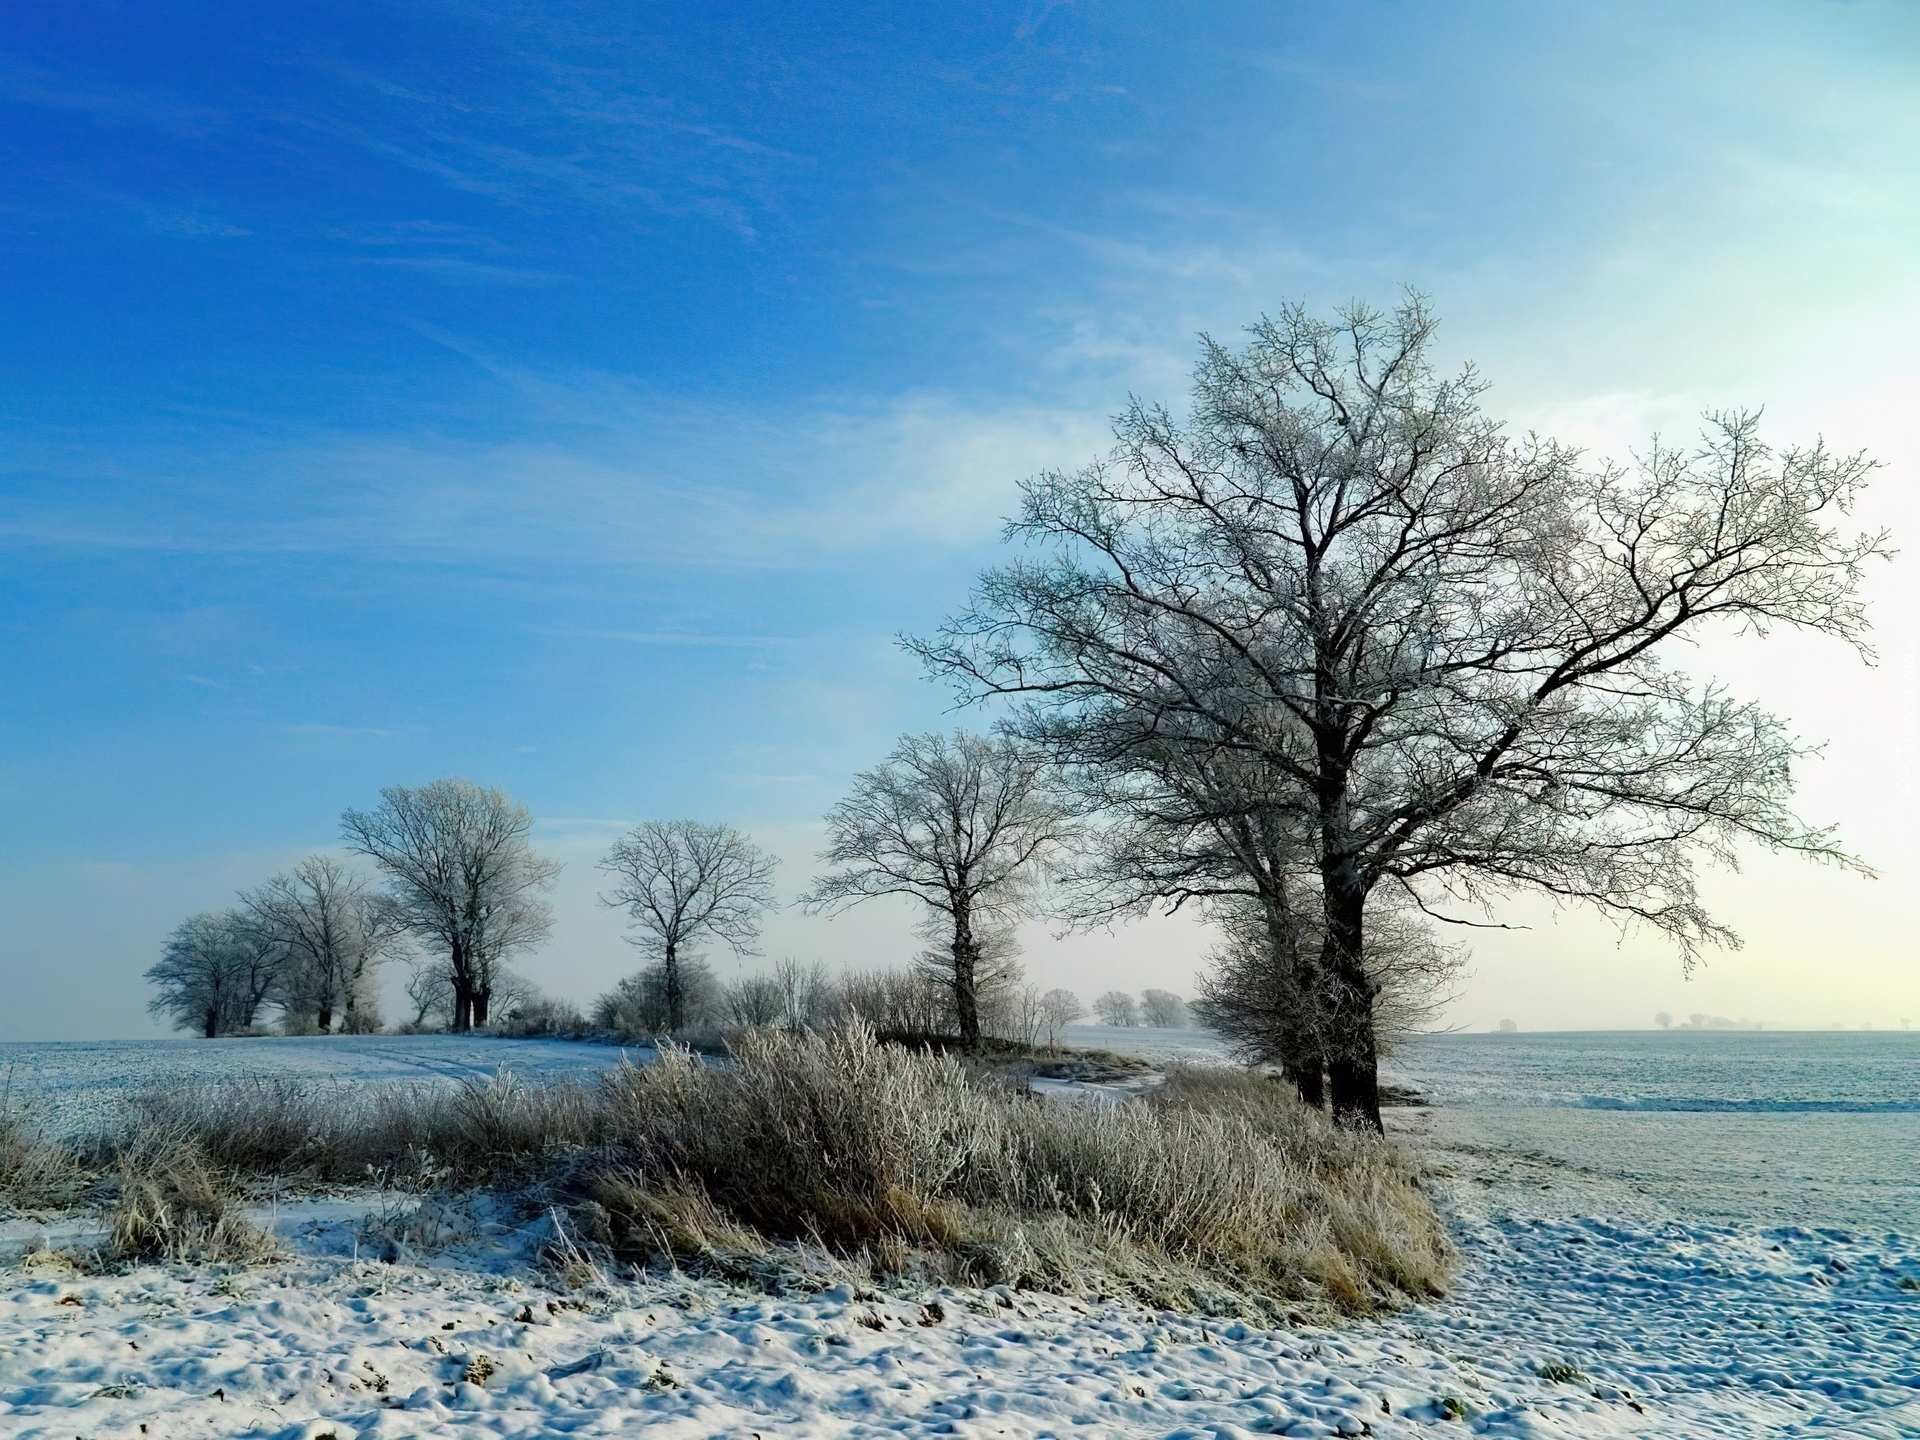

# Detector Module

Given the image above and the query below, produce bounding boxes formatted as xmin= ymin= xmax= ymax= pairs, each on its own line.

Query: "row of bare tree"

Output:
xmin=148 ymin=780 xmax=559 ymax=1037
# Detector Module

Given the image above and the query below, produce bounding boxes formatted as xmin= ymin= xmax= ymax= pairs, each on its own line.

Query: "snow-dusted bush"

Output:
xmin=108 ymin=1134 xmax=273 ymax=1264
xmin=587 ymin=1024 xmax=1447 ymax=1314
xmin=0 ymin=1107 xmax=86 ymax=1212
xmin=492 ymin=991 xmax=589 ymax=1038
xmin=83 ymin=1027 xmax=1448 ymax=1316
xmin=593 ymin=960 xmax=722 ymax=1039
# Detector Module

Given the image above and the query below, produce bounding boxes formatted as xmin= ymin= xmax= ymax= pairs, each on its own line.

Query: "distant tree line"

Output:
xmin=148 ymin=779 xmax=558 ymax=1037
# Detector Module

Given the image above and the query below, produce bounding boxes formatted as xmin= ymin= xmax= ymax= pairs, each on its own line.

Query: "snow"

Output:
xmin=5 ymin=1200 xmax=1919 ymax=1439
xmin=0 ymin=1036 xmax=643 ymax=1137
xmin=5 ymin=1034 xmax=1920 ymax=1437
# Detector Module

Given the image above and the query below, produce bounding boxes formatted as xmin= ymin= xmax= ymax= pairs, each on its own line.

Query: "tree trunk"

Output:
xmin=471 ymin=988 xmax=490 ymax=1029
xmin=450 ymin=939 xmax=472 ymax=1032
xmin=1319 ymin=873 xmax=1382 ymax=1131
xmin=203 ymin=1009 xmax=220 ymax=1039
xmin=951 ymin=903 xmax=981 ymax=1048
xmin=317 ymin=999 xmax=333 ymax=1033
xmin=1262 ymin=891 xmax=1325 ymax=1108
xmin=664 ymin=942 xmax=683 ymax=1033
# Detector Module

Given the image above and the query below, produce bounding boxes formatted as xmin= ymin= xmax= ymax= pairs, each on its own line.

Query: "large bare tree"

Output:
xmin=915 ymin=294 xmax=1887 ymax=1128
xmin=801 ymin=730 xmax=1071 ymax=1047
xmin=145 ymin=910 xmax=281 ymax=1038
xmin=341 ymin=778 xmax=559 ymax=1030
xmin=243 ymin=854 xmax=405 ymax=1033
xmin=598 ymin=819 xmax=779 ymax=1035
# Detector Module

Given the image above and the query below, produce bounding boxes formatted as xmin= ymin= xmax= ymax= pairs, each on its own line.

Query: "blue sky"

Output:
xmin=4 ymin=1 xmax=1918 ymax=1038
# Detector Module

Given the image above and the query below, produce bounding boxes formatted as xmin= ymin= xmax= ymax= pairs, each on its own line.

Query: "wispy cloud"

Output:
xmin=280 ymin=722 xmax=412 ymax=738
xmin=0 ymin=58 xmax=225 ymax=136
xmin=0 ymin=382 xmax=1105 ymax=573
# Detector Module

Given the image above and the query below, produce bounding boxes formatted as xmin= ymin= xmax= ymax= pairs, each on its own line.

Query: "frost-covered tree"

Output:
xmin=1195 ymin=892 xmax=1460 ymax=1067
xmin=724 ymin=974 xmax=788 ymax=1029
xmin=916 ymin=294 xmax=1887 ymax=1128
xmin=1039 ymin=987 xmax=1084 ymax=1047
xmin=145 ymin=910 xmax=280 ymax=1038
xmin=243 ymin=855 xmax=405 ymax=1033
xmin=342 ymin=778 xmax=559 ymax=1030
xmin=598 ymin=820 xmax=779 ymax=1035
xmin=1141 ymin=989 xmax=1191 ymax=1029
xmin=802 ymin=731 xmax=1071 ymax=1047
xmin=1092 ymin=990 xmax=1140 ymax=1027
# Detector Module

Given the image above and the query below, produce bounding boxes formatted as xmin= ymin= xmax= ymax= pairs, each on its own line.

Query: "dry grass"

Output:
xmin=15 ymin=1027 xmax=1446 ymax=1316
xmin=119 ymin=1071 xmax=604 ymax=1187
xmin=0 ymin=1108 xmax=89 ymax=1213
xmin=581 ymin=1025 xmax=1448 ymax=1315
xmin=107 ymin=1134 xmax=274 ymax=1264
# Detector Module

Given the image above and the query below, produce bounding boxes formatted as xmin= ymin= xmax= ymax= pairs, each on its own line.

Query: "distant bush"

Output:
xmin=492 ymin=991 xmax=589 ymax=1039
xmin=593 ymin=959 xmax=722 ymax=1039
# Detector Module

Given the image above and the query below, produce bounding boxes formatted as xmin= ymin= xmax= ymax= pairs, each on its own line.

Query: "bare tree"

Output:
xmin=985 ymin=981 xmax=1046 ymax=1048
xmin=341 ymin=778 xmax=559 ymax=1031
xmin=1141 ymin=989 xmax=1191 ymax=1028
xmin=772 ymin=957 xmax=836 ymax=1030
xmin=1039 ymin=987 xmax=1084 ymax=1047
xmin=801 ymin=731 xmax=1071 ymax=1047
xmin=1092 ymin=990 xmax=1140 ymax=1027
xmin=1655 ymin=1010 xmax=1674 ymax=1029
xmin=145 ymin=910 xmax=280 ymax=1038
xmin=598 ymin=820 xmax=779 ymax=1035
xmin=724 ymin=974 xmax=788 ymax=1028
xmin=835 ymin=965 xmax=950 ymax=1036
xmin=243 ymin=855 xmax=405 ymax=1034
xmin=402 ymin=955 xmax=454 ymax=1031
xmin=915 ymin=294 xmax=1887 ymax=1128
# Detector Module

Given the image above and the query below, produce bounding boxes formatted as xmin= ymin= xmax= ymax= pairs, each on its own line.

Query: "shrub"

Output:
xmin=107 ymin=1134 xmax=273 ymax=1264
xmin=0 ymin=1106 xmax=87 ymax=1213
xmin=593 ymin=961 xmax=722 ymax=1038
xmin=493 ymin=993 xmax=589 ymax=1039
xmin=585 ymin=1024 xmax=1447 ymax=1313
xmin=121 ymin=1071 xmax=603 ymax=1188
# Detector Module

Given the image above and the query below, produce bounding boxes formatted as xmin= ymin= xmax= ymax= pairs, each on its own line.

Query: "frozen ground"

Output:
xmin=0 ymin=1036 xmax=644 ymax=1137
xmin=4 ymin=1032 xmax=1919 ymax=1437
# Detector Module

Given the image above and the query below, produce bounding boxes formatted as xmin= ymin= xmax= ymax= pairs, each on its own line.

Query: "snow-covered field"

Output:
xmin=0 ymin=1036 xmax=645 ymax=1138
xmin=4 ymin=1032 xmax=1920 ymax=1438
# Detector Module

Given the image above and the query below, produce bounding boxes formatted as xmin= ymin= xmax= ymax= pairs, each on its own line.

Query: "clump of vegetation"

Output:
xmin=119 ymin=1071 xmax=603 ymax=1188
xmin=15 ymin=1025 xmax=1446 ymax=1317
xmin=107 ymin=1134 xmax=273 ymax=1264
xmin=0 ymin=1104 xmax=89 ymax=1213
xmin=580 ymin=1024 xmax=1447 ymax=1315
